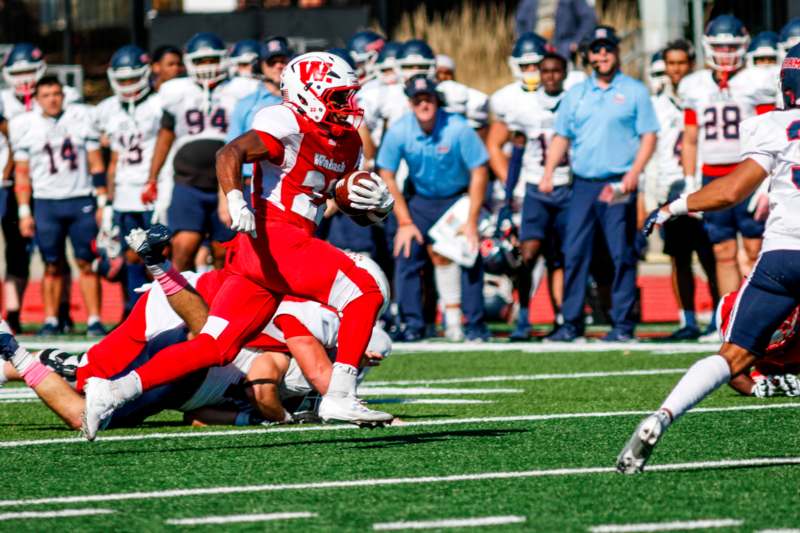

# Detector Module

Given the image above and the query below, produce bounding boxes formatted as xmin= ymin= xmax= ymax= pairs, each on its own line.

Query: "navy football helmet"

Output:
xmin=229 ymin=39 xmax=261 ymax=77
xmin=702 ymin=15 xmax=749 ymax=72
xmin=376 ymin=41 xmax=403 ymax=84
xmin=648 ymin=50 xmax=667 ymax=94
xmin=2 ymin=43 xmax=46 ymax=97
xmin=347 ymin=30 xmax=385 ymax=80
xmin=397 ymin=39 xmax=436 ymax=81
xmin=107 ymin=45 xmax=151 ymax=103
xmin=746 ymin=31 xmax=779 ymax=67
xmin=184 ymin=32 xmax=228 ymax=86
xmin=779 ymin=19 xmax=800 ymax=59
xmin=780 ymin=43 xmax=800 ymax=109
xmin=508 ymin=32 xmax=548 ymax=90
xmin=327 ymin=47 xmax=357 ymax=70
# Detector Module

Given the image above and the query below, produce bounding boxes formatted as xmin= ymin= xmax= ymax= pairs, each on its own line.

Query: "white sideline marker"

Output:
xmin=165 ymin=511 xmax=316 ymax=526
xmin=2 ymin=402 xmax=800 ymax=449
xmin=1 ymin=456 xmax=799 ymax=508
xmin=373 ymin=515 xmax=526 ymax=530
xmin=0 ymin=509 xmax=114 ymax=521
xmin=589 ymin=518 xmax=743 ymax=532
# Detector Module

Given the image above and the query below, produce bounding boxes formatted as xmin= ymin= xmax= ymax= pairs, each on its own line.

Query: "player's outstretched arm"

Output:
xmin=244 ymin=352 xmax=292 ymax=423
xmin=686 ymin=159 xmax=767 ymax=212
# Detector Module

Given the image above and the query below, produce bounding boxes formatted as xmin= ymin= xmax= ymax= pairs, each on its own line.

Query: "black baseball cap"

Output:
xmin=404 ymin=74 xmax=438 ymax=98
xmin=262 ymin=36 xmax=292 ymax=61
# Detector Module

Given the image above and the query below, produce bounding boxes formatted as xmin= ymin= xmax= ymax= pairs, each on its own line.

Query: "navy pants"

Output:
xmin=394 ymin=194 xmax=484 ymax=333
xmin=561 ymin=177 xmax=638 ymax=334
xmin=726 ymin=250 xmax=800 ymax=357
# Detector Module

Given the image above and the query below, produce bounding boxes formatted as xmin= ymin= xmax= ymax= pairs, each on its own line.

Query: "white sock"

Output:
xmin=660 ymin=354 xmax=731 ymax=423
xmin=434 ymin=263 xmax=461 ymax=308
xmin=113 ymin=372 xmax=143 ymax=403
xmin=0 ymin=362 xmax=8 ymax=386
xmin=326 ymin=363 xmax=358 ymax=398
xmin=444 ymin=307 xmax=463 ymax=330
xmin=87 ymin=315 xmax=101 ymax=326
xmin=44 ymin=316 xmax=58 ymax=326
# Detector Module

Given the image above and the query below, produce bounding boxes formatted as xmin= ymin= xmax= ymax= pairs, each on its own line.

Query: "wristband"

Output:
xmin=397 ymin=219 xmax=414 ymax=227
xmin=668 ymin=194 xmax=689 ymax=216
xmin=96 ymin=194 xmax=108 ymax=208
xmin=91 ymin=172 xmax=107 ymax=188
xmin=17 ymin=204 xmax=31 ymax=219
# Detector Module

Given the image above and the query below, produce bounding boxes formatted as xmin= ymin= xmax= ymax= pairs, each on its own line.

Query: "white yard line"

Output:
xmin=589 ymin=518 xmax=744 ymax=532
xmin=0 ymin=456 xmax=797 ymax=508
xmin=359 ymin=387 xmax=523 ymax=396
xmin=373 ymin=515 xmax=526 ymax=530
xmin=366 ymin=369 xmax=688 ymax=386
xmin=369 ymin=399 xmax=493 ymax=405
xmin=2 ymin=402 xmax=800 ymax=449
xmin=19 ymin=340 xmax=714 ymax=355
xmin=0 ymin=509 xmax=114 ymax=521
xmin=165 ymin=512 xmax=316 ymax=526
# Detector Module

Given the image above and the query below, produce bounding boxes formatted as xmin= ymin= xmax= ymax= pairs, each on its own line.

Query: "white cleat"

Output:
xmin=616 ymin=410 xmax=671 ymax=474
xmin=81 ymin=377 xmax=120 ymax=441
xmin=318 ymin=394 xmax=394 ymax=427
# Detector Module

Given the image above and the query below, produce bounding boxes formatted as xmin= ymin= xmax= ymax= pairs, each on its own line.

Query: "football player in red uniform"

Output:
xmin=81 ymin=52 xmax=395 ymax=439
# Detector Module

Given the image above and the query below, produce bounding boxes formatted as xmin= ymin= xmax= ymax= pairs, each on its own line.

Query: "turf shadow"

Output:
xmin=91 ymin=428 xmax=529 ymax=456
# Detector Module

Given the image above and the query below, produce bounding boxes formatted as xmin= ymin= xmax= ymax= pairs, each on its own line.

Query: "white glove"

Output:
xmin=751 ymin=377 xmax=776 ymax=398
xmin=349 ymin=173 xmax=394 ymax=211
xmin=775 ymin=374 xmax=800 ymax=397
xmin=226 ymin=189 xmax=257 ymax=237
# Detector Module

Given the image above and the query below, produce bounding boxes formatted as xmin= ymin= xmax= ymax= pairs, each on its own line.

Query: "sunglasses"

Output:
xmin=589 ymin=43 xmax=617 ymax=54
xmin=265 ymin=57 xmax=289 ymax=67
xmin=411 ymin=94 xmax=436 ymax=106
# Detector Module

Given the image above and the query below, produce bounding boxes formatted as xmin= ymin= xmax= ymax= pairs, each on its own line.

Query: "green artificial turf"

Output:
xmin=0 ymin=347 xmax=798 ymax=531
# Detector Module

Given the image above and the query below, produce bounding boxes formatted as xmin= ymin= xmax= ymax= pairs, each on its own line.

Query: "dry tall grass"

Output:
xmin=391 ymin=0 xmax=645 ymax=94
xmin=393 ymin=3 xmax=516 ymax=95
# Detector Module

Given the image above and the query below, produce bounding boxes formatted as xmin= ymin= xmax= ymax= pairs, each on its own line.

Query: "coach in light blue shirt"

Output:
xmin=540 ymin=25 xmax=658 ymax=342
xmin=377 ymin=75 xmax=490 ymax=342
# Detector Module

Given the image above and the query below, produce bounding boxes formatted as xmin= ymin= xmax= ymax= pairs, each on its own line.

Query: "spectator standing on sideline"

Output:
xmin=378 ymin=76 xmax=490 ymax=342
xmin=541 ymin=26 xmax=658 ymax=342
xmin=553 ymin=0 xmax=597 ymax=62
xmin=150 ymin=45 xmax=183 ymax=91
xmin=9 ymin=76 xmax=107 ymax=336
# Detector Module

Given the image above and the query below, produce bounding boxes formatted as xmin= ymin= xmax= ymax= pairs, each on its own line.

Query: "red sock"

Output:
xmin=135 ymin=333 xmax=222 ymax=390
xmin=335 ymin=291 xmax=383 ymax=367
xmin=76 ymin=294 xmax=149 ymax=392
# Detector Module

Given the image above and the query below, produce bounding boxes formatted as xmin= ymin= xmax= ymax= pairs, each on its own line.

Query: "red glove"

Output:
xmin=141 ymin=181 xmax=158 ymax=205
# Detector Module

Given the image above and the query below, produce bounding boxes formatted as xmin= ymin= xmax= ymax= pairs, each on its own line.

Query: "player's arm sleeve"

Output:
xmin=634 ymin=85 xmax=660 ymax=135
xmin=8 ymin=117 xmax=29 ymax=161
xmin=459 ymin=124 xmax=490 ymax=169
xmin=739 ymin=117 xmax=778 ymax=174
xmin=553 ymin=88 xmax=576 ymax=140
xmin=81 ymin=106 xmax=102 ymax=151
xmin=677 ymin=79 xmax=698 ymax=125
xmin=375 ymin=123 xmax=403 ymax=172
xmin=273 ymin=314 xmax=314 ymax=340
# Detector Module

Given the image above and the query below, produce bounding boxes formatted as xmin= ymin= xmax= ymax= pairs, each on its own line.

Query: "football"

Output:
xmin=334 ymin=170 xmax=392 ymax=226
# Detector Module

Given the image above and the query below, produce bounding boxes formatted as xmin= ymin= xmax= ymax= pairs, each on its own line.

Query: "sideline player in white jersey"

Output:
xmin=487 ymin=32 xmax=571 ymax=340
xmin=746 ymin=31 xmax=779 ymax=68
xmin=679 ymin=15 xmax=777 ymax=304
xmin=9 ymin=76 xmax=106 ymax=336
xmin=142 ymin=32 xmax=258 ymax=272
xmin=96 ymin=45 xmax=164 ymax=315
xmin=0 ymin=43 xmax=81 ymax=333
xmin=357 ymin=41 xmax=403 ymax=164
xmin=647 ymin=40 xmax=719 ymax=341
xmin=434 ymin=54 xmax=490 ymax=138
xmin=618 ymin=44 xmax=800 ymax=474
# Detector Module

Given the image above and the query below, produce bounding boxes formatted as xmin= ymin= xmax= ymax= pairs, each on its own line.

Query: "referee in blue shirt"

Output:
xmin=378 ymin=75 xmax=490 ymax=342
xmin=541 ymin=26 xmax=658 ymax=342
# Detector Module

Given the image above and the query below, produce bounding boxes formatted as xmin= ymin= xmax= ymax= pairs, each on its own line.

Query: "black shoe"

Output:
xmin=5 ymin=311 xmax=21 ymax=335
xmin=543 ymin=323 xmax=580 ymax=342
xmin=666 ymin=325 xmax=701 ymax=341
xmin=601 ymin=328 xmax=635 ymax=342
xmin=397 ymin=328 xmax=424 ymax=342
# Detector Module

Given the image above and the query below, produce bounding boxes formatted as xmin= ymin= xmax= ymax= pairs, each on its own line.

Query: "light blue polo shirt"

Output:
xmin=377 ymin=109 xmax=488 ymax=198
xmin=227 ymin=83 xmax=283 ymax=177
xmin=554 ymin=71 xmax=659 ymax=179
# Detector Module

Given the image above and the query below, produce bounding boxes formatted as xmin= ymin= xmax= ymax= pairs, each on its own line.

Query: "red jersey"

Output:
xmin=250 ymin=104 xmax=362 ymax=234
